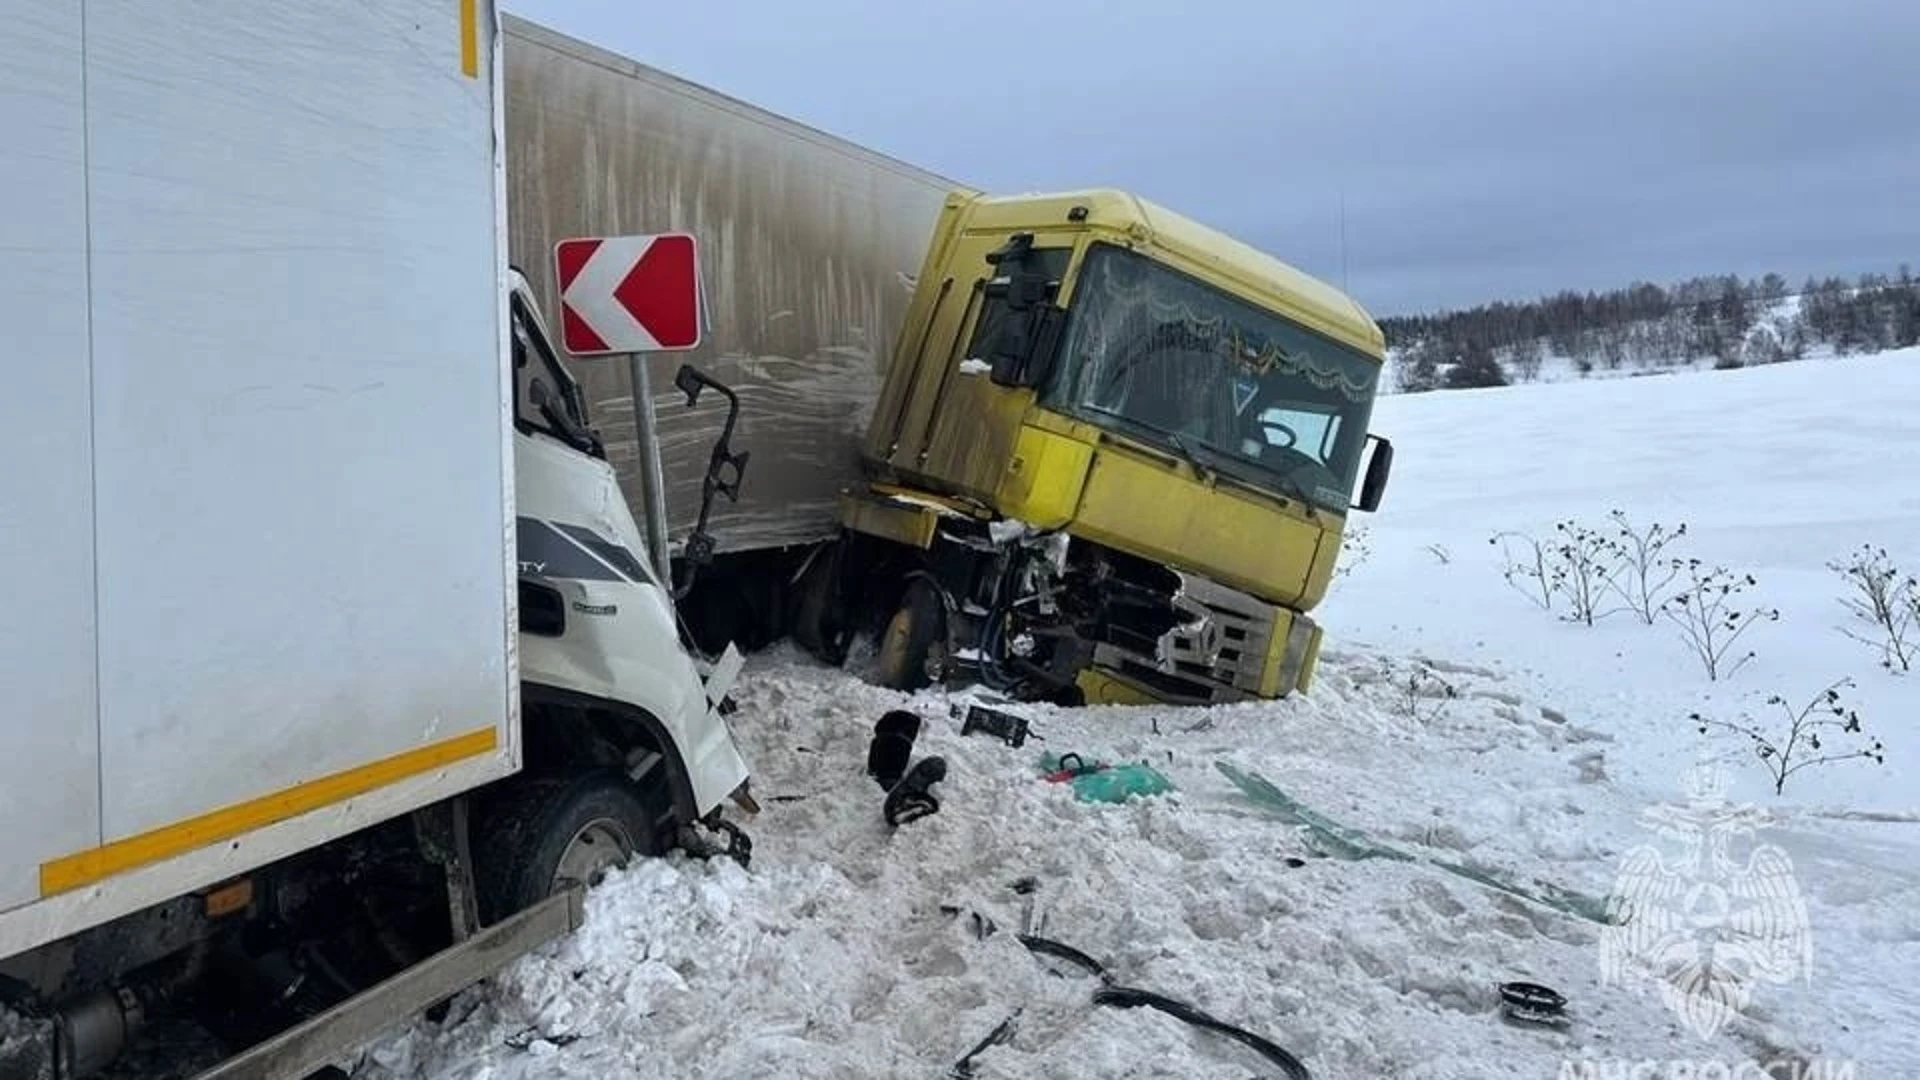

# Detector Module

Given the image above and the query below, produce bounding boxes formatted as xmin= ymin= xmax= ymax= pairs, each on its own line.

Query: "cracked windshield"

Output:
xmin=1042 ymin=243 xmax=1381 ymax=511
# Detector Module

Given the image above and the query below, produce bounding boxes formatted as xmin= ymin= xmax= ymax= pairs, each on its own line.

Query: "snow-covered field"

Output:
xmin=359 ymin=349 xmax=1920 ymax=1079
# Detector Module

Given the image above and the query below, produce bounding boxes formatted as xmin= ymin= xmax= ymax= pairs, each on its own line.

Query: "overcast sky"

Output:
xmin=504 ymin=0 xmax=1918 ymax=316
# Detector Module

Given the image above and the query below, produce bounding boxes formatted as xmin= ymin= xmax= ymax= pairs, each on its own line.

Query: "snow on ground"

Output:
xmin=1331 ymin=346 xmax=1920 ymax=815
xmin=358 ymin=349 xmax=1918 ymax=1079
xmin=1326 ymin=346 xmax=1920 ymax=1074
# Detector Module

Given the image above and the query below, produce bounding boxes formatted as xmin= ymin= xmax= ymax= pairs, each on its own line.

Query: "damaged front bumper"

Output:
xmin=1092 ymin=570 xmax=1322 ymax=705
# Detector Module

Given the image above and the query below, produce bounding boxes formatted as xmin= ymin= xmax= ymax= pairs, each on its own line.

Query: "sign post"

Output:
xmin=627 ymin=352 xmax=670 ymax=583
xmin=553 ymin=232 xmax=704 ymax=585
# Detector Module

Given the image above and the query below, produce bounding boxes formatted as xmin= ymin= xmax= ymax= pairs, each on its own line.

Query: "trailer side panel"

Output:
xmin=0 ymin=0 xmax=100 ymax=914
xmin=502 ymin=17 xmax=957 ymax=555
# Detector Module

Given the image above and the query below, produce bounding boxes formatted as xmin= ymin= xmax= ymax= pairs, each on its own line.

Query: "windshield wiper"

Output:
xmin=1089 ymin=408 xmax=1324 ymax=523
xmin=1260 ymin=465 xmax=1323 ymax=525
xmin=1165 ymin=433 xmax=1215 ymax=482
xmin=1183 ymin=434 xmax=1323 ymax=525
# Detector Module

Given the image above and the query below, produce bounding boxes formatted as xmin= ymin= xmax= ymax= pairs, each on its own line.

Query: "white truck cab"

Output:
xmin=508 ymin=270 xmax=752 ymax=826
xmin=487 ymin=271 xmax=757 ymax=915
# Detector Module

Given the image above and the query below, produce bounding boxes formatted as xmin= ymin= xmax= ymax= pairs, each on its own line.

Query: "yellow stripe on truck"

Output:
xmin=40 ymin=727 xmax=499 ymax=897
xmin=459 ymin=0 xmax=479 ymax=77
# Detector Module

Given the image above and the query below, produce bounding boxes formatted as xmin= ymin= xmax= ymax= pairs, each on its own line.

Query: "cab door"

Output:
xmin=888 ymin=230 xmax=1078 ymax=502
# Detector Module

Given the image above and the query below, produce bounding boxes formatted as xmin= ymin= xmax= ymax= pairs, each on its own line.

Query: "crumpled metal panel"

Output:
xmin=502 ymin=17 xmax=959 ymax=555
xmin=1156 ymin=571 xmax=1278 ymax=693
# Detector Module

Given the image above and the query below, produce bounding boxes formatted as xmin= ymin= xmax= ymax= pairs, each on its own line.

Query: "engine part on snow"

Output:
xmin=1004 ymin=877 xmax=1046 ymax=935
xmin=864 ymin=710 xmax=948 ymax=827
xmin=939 ymin=906 xmax=999 ymax=942
xmin=1038 ymin=752 xmax=1175 ymax=804
xmin=1497 ymin=981 xmax=1569 ymax=1027
xmin=867 ymin=709 xmax=923 ymax=791
xmin=677 ymin=813 xmax=754 ymax=869
xmin=1040 ymin=751 xmax=1097 ymax=782
xmin=1016 ymin=935 xmax=1109 ymax=982
xmin=955 ymin=703 xmax=1032 ymax=748
xmin=1021 ymin=893 xmax=1046 ymax=937
xmin=1010 ymin=934 xmax=1311 ymax=1080
xmin=883 ymin=756 xmax=948 ymax=827
xmin=948 ymin=1010 xmax=1020 ymax=1079
xmin=1215 ymin=761 xmax=1617 ymax=925
xmin=504 ymin=1025 xmax=585 ymax=1051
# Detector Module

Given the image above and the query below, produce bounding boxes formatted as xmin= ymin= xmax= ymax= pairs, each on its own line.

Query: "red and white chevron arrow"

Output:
xmin=553 ymin=233 xmax=704 ymax=356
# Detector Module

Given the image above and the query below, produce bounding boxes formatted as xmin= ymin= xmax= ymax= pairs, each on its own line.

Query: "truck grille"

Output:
xmin=1155 ymin=572 xmax=1277 ymax=694
xmin=1066 ymin=543 xmax=1315 ymax=701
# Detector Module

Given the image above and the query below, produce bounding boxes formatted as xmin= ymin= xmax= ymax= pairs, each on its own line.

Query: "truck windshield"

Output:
xmin=1040 ymin=243 xmax=1381 ymax=513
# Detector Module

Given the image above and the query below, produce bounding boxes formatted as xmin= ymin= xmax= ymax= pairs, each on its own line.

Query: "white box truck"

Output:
xmin=0 ymin=3 xmax=754 ymax=1077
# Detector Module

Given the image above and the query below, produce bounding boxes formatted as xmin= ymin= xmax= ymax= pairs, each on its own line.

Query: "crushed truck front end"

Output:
xmin=836 ymin=189 xmax=1394 ymax=705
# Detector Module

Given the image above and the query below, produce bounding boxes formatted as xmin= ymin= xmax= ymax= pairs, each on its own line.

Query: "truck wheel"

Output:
xmin=791 ymin=540 xmax=852 ymax=666
xmin=874 ymin=579 xmax=944 ymax=691
xmin=472 ymin=769 xmax=662 ymax=925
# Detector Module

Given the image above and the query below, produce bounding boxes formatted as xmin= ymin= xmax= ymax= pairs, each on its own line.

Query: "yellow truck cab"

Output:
xmin=816 ymin=188 xmax=1394 ymax=706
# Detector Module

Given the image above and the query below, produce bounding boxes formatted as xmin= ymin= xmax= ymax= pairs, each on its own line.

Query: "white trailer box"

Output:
xmin=0 ymin=0 xmax=517 ymax=959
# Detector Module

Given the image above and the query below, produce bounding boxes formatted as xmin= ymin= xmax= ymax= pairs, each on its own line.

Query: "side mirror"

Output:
xmin=988 ymin=303 xmax=1065 ymax=387
xmin=670 ymin=364 xmax=752 ymax=600
xmin=1353 ymin=434 xmax=1393 ymax=513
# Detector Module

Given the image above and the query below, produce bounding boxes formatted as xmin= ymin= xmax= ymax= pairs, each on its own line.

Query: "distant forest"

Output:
xmin=1378 ymin=266 xmax=1920 ymax=392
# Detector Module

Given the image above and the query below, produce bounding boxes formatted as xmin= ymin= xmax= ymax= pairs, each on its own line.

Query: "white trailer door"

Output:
xmin=0 ymin=0 xmax=101 ymax=914
xmin=78 ymin=0 xmax=514 ymax=856
xmin=2 ymin=0 xmax=517 ymax=923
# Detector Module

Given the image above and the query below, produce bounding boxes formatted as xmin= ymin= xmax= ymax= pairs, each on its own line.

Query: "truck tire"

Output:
xmin=790 ymin=540 xmax=853 ymax=666
xmin=472 ymin=769 xmax=662 ymax=925
xmin=873 ymin=578 xmax=944 ymax=691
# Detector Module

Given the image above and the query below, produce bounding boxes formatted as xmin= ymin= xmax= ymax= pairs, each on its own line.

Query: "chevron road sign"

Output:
xmin=553 ymin=233 xmax=704 ymax=355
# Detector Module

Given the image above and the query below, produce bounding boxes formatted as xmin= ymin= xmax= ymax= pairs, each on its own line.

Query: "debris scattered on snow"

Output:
xmin=356 ymin=351 xmax=1920 ymax=1078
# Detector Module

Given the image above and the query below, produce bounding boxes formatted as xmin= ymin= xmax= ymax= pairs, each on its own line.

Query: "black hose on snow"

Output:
xmin=1012 ymin=933 xmax=1312 ymax=1080
xmin=1090 ymin=985 xmax=1311 ymax=1080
